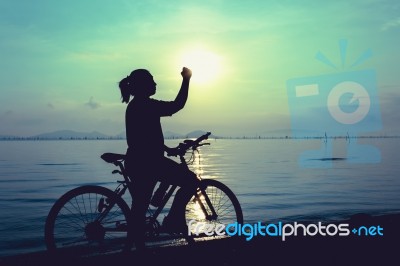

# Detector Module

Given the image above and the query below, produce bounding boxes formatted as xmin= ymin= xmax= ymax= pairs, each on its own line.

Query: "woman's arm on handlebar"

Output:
xmin=164 ymin=145 xmax=179 ymax=156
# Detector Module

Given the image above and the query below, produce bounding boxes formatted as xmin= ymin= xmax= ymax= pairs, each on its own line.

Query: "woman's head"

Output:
xmin=118 ymin=69 xmax=157 ymax=103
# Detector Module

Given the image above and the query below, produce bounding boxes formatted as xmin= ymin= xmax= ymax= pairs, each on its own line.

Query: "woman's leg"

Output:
xmin=130 ymin=174 xmax=157 ymax=250
xmin=158 ymin=157 xmax=199 ymax=230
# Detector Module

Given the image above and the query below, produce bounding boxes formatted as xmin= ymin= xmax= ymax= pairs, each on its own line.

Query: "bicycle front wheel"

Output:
xmin=45 ymin=185 xmax=131 ymax=255
xmin=185 ymin=179 xmax=243 ymax=240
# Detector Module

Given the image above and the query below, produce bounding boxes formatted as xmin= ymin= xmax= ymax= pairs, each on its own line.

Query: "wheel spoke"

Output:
xmin=45 ymin=186 xmax=130 ymax=255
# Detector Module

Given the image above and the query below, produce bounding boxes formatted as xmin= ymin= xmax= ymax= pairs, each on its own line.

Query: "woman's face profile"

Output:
xmin=144 ymin=75 xmax=157 ymax=96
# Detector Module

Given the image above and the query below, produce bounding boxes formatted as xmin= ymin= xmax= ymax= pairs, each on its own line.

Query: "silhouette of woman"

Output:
xmin=118 ymin=67 xmax=198 ymax=251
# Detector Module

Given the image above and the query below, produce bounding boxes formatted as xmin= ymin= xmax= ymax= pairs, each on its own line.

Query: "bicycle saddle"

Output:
xmin=101 ymin=153 xmax=126 ymax=164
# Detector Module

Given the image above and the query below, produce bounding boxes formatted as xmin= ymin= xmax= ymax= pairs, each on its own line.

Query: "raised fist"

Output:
xmin=181 ymin=67 xmax=192 ymax=79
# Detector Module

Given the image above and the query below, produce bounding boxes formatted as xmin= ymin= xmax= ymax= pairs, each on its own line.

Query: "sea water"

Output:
xmin=0 ymin=138 xmax=399 ymax=257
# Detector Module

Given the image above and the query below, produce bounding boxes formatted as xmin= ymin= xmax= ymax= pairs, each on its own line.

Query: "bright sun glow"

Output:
xmin=179 ymin=49 xmax=221 ymax=84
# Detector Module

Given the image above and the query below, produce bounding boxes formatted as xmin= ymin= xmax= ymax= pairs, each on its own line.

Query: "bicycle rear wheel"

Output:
xmin=45 ymin=185 xmax=131 ymax=255
xmin=185 ymin=179 xmax=243 ymax=240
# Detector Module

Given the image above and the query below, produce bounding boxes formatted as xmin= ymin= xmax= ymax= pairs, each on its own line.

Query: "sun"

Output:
xmin=179 ymin=49 xmax=221 ymax=84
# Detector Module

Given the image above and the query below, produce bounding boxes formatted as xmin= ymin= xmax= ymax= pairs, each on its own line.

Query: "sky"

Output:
xmin=1 ymin=0 xmax=399 ymax=137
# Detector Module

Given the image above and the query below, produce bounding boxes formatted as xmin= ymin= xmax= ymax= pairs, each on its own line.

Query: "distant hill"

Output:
xmin=0 ymin=135 xmax=20 ymax=139
xmin=114 ymin=131 xmax=126 ymax=139
xmin=115 ymin=131 xmax=190 ymax=139
xmin=0 ymin=129 xmax=219 ymax=140
xmin=31 ymin=130 xmax=111 ymax=140
xmin=185 ymin=130 xmax=218 ymax=139
xmin=110 ymin=130 xmax=215 ymax=139
xmin=163 ymin=131 xmax=184 ymax=139
xmin=1 ymin=129 xmax=396 ymax=141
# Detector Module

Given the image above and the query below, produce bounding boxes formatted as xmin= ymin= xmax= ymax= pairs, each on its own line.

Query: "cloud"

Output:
xmin=381 ymin=17 xmax=400 ymax=31
xmin=85 ymin=97 xmax=100 ymax=109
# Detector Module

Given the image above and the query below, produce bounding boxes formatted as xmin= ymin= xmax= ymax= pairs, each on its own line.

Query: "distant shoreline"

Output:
xmin=1 ymin=135 xmax=400 ymax=141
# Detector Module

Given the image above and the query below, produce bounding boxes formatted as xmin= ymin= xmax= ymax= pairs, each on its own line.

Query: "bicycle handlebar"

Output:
xmin=168 ymin=132 xmax=211 ymax=157
xmin=193 ymin=131 xmax=211 ymax=144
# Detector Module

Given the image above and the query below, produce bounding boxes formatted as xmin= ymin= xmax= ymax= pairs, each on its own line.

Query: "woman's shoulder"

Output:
xmin=126 ymin=98 xmax=164 ymax=111
xmin=148 ymin=98 xmax=172 ymax=106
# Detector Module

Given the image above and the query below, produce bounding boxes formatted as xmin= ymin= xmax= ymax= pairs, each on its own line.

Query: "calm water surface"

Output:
xmin=0 ymin=138 xmax=399 ymax=256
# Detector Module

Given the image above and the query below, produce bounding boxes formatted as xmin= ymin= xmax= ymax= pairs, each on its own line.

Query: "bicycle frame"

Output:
xmin=98 ymin=150 xmax=219 ymax=234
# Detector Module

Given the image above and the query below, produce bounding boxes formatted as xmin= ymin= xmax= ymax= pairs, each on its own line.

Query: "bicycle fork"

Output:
xmin=194 ymin=186 xmax=218 ymax=221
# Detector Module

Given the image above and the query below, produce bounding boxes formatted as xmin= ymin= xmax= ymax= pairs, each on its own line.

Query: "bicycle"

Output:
xmin=44 ymin=132 xmax=243 ymax=255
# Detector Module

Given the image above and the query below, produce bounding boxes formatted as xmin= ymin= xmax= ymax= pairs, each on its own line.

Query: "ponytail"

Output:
xmin=119 ymin=76 xmax=132 ymax=104
xmin=118 ymin=69 xmax=151 ymax=103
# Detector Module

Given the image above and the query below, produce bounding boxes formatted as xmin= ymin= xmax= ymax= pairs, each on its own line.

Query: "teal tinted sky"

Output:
xmin=1 ymin=0 xmax=399 ymax=137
